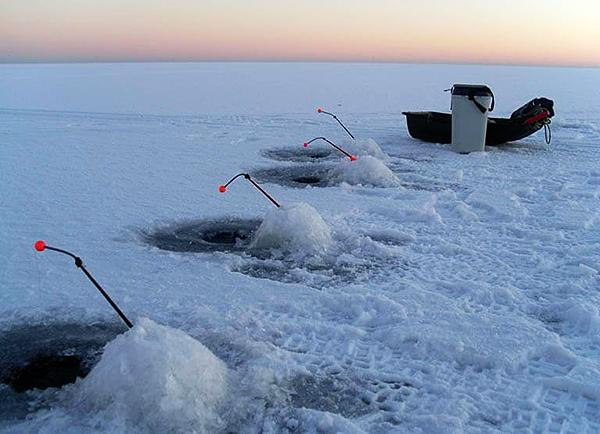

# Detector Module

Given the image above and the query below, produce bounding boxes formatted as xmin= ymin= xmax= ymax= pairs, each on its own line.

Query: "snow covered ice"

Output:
xmin=1 ymin=62 xmax=600 ymax=432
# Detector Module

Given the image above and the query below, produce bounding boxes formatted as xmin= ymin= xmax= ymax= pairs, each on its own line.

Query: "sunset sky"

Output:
xmin=1 ymin=0 xmax=599 ymax=67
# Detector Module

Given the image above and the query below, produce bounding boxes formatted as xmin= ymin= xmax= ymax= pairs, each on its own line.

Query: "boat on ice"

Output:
xmin=403 ymin=97 xmax=555 ymax=146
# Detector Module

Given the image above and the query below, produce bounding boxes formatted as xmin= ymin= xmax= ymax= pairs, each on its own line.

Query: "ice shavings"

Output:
xmin=344 ymin=138 xmax=389 ymax=160
xmin=251 ymin=202 xmax=332 ymax=259
xmin=329 ymin=155 xmax=400 ymax=187
xmin=74 ymin=318 xmax=228 ymax=433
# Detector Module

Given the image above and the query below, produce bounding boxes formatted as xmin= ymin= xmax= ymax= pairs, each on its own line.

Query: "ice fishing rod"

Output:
xmin=34 ymin=240 xmax=133 ymax=329
xmin=316 ymin=107 xmax=355 ymax=140
xmin=303 ymin=137 xmax=357 ymax=161
xmin=219 ymin=173 xmax=281 ymax=208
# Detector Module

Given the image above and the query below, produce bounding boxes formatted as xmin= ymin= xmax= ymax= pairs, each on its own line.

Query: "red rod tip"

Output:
xmin=218 ymin=185 xmax=227 ymax=193
xmin=349 ymin=155 xmax=358 ymax=162
xmin=303 ymin=142 xmax=309 ymax=148
xmin=34 ymin=240 xmax=46 ymax=252
xmin=316 ymin=107 xmax=323 ymax=113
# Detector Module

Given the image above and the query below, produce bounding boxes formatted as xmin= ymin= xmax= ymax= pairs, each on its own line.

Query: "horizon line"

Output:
xmin=1 ymin=58 xmax=600 ymax=69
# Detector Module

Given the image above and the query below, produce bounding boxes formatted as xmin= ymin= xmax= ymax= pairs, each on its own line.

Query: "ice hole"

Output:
xmin=0 ymin=321 xmax=123 ymax=393
xmin=262 ymin=147 xmax=335 ymax=162
xmin=252 ymin=165 xmax=333 ymax=188
xmin=142 ymin=218 xmax=262 ymax=253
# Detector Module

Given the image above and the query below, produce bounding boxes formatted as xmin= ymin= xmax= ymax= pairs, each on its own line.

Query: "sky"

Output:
xmin=1 ymin=0 xmax=599 ymax=67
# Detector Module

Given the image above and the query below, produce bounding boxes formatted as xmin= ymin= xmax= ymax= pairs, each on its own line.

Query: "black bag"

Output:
xmin=510 ymin=97 xmax=555 ymax=120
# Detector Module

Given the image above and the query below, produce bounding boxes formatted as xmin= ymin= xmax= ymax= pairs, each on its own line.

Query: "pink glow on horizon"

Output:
xmin=1 ymin=1 xmax=599 ymax=67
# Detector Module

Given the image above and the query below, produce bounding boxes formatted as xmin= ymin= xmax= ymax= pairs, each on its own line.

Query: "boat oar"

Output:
xmin=34 ymin=240 xmax=133 ymax=329
xmin=219 ymin=173 xmax=281 ymax=208
xmin=303 ymin=137 xmax=357 ymax=161
xmin=316 ymin=107 xmax=355 ymax=140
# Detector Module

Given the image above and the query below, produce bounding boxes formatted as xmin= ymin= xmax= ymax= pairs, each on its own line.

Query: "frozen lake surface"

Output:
xmin=1 ymin=62 xmax=600 ymax=432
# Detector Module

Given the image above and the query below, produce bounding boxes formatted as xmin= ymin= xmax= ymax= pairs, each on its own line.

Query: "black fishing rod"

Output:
xmin=316 ymin=107 xmax=355 ymax=140
xmin=219 ymin=173 xmax=281 ymax=208
xmin=34 ymin=240 xmax=133 ymax=329
xmin=303 ymin=137 xmax=357 ymax=161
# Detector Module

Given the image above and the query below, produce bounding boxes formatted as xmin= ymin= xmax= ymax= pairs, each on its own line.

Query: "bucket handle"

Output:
xmin=468 ymin=90 xmax=495 ymax=114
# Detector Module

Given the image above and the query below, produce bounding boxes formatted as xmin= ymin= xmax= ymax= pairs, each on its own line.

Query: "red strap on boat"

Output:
xmin=524 ymin=110 xmax=550 ymax=125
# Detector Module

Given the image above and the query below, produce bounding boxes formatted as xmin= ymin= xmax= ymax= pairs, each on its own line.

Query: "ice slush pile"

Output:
xmin=329 ymin=155 xmax=400 ymax=187
xmin=74 ymin=318 xmax=228 ymax=433
xmin=344 ymin=138 xmax=389 ymax=160
xmin=251 ymin=202 xmax=332 ymax=258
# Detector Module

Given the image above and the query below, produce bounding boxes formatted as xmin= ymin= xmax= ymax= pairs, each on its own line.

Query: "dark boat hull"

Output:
xmin=402 ymin=111 xmax=546 ymax=146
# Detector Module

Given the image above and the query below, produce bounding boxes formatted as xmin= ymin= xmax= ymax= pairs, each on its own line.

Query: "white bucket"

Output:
xmin=451 ymin=84 xmax=495 ymax=153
